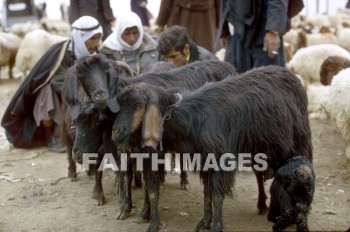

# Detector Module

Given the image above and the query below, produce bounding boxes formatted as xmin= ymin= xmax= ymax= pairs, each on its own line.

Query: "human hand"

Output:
xmin=139 ymin=1 xmax=147 ymax=7
xmin=263 ymin=31 xmax=281 ymax=59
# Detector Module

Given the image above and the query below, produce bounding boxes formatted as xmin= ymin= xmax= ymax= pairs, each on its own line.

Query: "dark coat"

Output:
xmin=131 ymin=0 xmax=150 ymax=27
xmin=188 ymin=40 xmax=218 ymax=63
xmin=69 ymin=0 xmax=115 ymax=40
xmin=218 ymin=0 xmax=303 ymax=73
xmin=1 ymin=41 xmax=74 ymax=148
xmin=156 ymin=0 xmax=220 ymax=52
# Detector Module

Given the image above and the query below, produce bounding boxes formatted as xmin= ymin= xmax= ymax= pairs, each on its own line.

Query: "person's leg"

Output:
xmin=225 ymin=34 xmax=253 ymax=74
xmin=42 ymin=119 xmax=66 ymax=153
xmin=34 ymin=84 xmax=66 ymax=153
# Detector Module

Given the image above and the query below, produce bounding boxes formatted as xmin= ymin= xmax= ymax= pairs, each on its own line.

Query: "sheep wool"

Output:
xmin=286 ymin=44 xmax=350 ymax=87
xmin=328 ymin=67 xmax=350 ymax=166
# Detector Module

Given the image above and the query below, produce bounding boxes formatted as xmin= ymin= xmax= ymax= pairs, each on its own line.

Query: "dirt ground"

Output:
xmin=0 ymin=76 xmax=349 ymax=232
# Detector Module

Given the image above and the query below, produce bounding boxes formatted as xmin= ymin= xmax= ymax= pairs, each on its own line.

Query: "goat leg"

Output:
xmin=195 ymin=173 xmax=212 ymax=232
xmin=92 ymin=154 xmax=105 ymax=206
xmin=117 ymin=165 xmax=133 ymax=220
xmin=255 ymin=171 xmax=268 ymax=214
xmin=180 ymin=154 xmax=189 ymax=190
xmin=117 ymin=172 xmax=126 ymax=203
xmin=133 ymin=169 xmax=143 ymax=189
xmin=146 ymin=175 xmax=161 ymax=232
xmin=272 ymin=188 xmax=293 ymax=232
xmin=295 ymin=202 xmax=310 ymax=232
xmin=66 ymin=141 xmax=77 ymax=182
xmin=137 ymin=172 xmax=151 ymax=223
xmin=211 ymin=172 xmax=224 ymax=232
xmin=268 ymin=181 xmax=280 ymax=223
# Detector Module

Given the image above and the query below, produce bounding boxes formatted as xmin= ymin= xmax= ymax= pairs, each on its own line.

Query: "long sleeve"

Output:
xmin=265 ymin=0 xmax=289 ymax=35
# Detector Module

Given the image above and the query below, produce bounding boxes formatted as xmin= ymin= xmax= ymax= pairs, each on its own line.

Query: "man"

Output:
xmin=1 ymin=16 xmax=103 ymax=152
xmin=100 ymin=11 xmax=159 ymax=75
xmin=157 ymin=25 xmax=218 ymax=67
xmin=219 ymin=0 xmax=304 ymax=73
xmin=156 ymin=0 xmax=220 ymax=53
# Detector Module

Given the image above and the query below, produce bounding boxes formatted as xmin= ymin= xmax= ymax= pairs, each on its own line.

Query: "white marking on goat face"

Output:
xmin=131 ymin=104 xmax=146 ymax=133
xmin=143 ymin=105 xmax=162 ymax=149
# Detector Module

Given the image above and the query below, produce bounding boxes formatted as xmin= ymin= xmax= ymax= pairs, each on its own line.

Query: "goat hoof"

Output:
xmin=87 ymin=169 xmax=95 ymax=177
xmin=146 ymin=223 xmax=160 ymax=232
xmin=137 ymin=207 xmax=150 ymax=223
xmin=258 ymin=206 xmax=268 ymax=215
xmin=195 ymin=218 xmax=211 ymax=232
xmin=117 ymin=211 xmax=130 ymax=220
xmin=68 ymin=172 xmax=77 ymax=181
xmin=211 ymin=223 xmax=224 ymax=232
xmin=93 ymin=198 xmax=104 ymax=206
xmin=93 ymin=195 xmax=105 ymax=206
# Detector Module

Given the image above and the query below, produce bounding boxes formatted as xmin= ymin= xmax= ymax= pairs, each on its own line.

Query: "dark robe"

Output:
xmin=131 ymin=0 xmax=150 ymax=27
xmin=1 ymin=40 xmax=71 ymax=148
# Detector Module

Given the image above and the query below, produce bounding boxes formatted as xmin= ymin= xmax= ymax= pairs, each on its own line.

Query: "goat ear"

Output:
xmin=107 ymin=95 xmax=120 ymax=113
xmin=141 ymin=99 xmax=163 ymax=150
xmin=65 ymin=67 xmax=80 ymax=105
xmin=65 ymin=66 xmax=82 ymax=120
xmin=70 ymin=104 xmax=80 ymax=120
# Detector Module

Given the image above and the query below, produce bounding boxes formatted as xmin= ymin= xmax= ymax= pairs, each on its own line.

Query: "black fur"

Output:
xmin=61 ymin=54 xmax=132 ymax=206
xmin=72 ymin=59 xmax=237 ymax=231
xmin=113 ymin=65 xmax=312 ymax=231
xmin=268 ymin=156 xmax=315 ymax=232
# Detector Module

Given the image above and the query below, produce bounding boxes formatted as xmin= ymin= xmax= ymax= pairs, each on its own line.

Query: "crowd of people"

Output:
xmin=1 ymin=0 xmax=304 ymax=152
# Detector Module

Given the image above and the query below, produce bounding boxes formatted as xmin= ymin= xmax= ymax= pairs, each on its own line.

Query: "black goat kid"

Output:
xmin=112 ymin=65 xmax=312 ymax=232
xmin=268 ymin=156 xmax=315 ymax=232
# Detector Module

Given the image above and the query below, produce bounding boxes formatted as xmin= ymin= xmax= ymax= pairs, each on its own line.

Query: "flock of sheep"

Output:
xmin=283 ymin=9 xmax=350 ymax=167
xmin=1 ymin=8 xmax=350 ymax=232
xmin=0 ymin=18 xmax=70 ymax=79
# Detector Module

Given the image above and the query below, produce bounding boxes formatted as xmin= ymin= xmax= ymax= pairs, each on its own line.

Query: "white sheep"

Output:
xmin=15 ymin=29 xmax=67 ymax=79
xmin=305 ymin=28 xmax=339 ymax=47
xmin=39 ymin=18 xmax=71 ymax=37
xmin=9 ymin=22 xmax=42 ymax=38
xmin=0 ymin=32 xmax=21 ymax=79
xmin=327 ymin=67 xmax=350 ymax=167
xmin=306 ymin=84 xmax=330 ymax=120
xmin=336 ymin=26 xmax=350 ymax=52
xmin=286 ymin=44 xmax=350 ymax=87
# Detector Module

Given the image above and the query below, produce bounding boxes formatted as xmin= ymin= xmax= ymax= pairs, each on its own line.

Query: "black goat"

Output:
xmin=268 ymin=155 xmax=315 ymax=232
xmin=61 ymin=54 xmax=133 ymax=206
xmin=64 ymin=54 xmax=133 ymax=120
xmin=112 ymin=65 xmax=312 ymax=231
xmin=71 ymin=60 xmax=237 ymax=225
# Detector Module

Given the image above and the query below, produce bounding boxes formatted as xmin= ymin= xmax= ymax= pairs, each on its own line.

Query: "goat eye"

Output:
xmin=135 ymin=103 xmax=144 ymax=108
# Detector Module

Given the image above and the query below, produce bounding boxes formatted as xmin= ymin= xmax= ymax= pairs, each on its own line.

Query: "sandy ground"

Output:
xmin=0 ymin=75 xmax=349 ymax=232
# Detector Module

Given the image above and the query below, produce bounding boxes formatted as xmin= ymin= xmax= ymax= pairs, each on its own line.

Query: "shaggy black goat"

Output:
xmin=268 ymin=155 xmax=315 ymax=232
xmin=112 ymin=65 xmax=312 ymax=231
xmin=61 ymin=54 xmax=133 ymax=206
xmin=71 ymin=59 xmax=237 ymax=221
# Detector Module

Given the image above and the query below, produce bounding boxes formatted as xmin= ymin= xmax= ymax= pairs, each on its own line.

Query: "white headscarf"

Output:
xmin=103 ymin=11 xmax=143 ymax=52
xmin=69 ymin=16 xmax=103 ymax=59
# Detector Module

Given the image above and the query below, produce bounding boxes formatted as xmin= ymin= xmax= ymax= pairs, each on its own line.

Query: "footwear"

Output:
xmin=47 ymin=136 xmax=66 ymax=153
xmin=45 ymin=124 xmax=66 ymax=153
